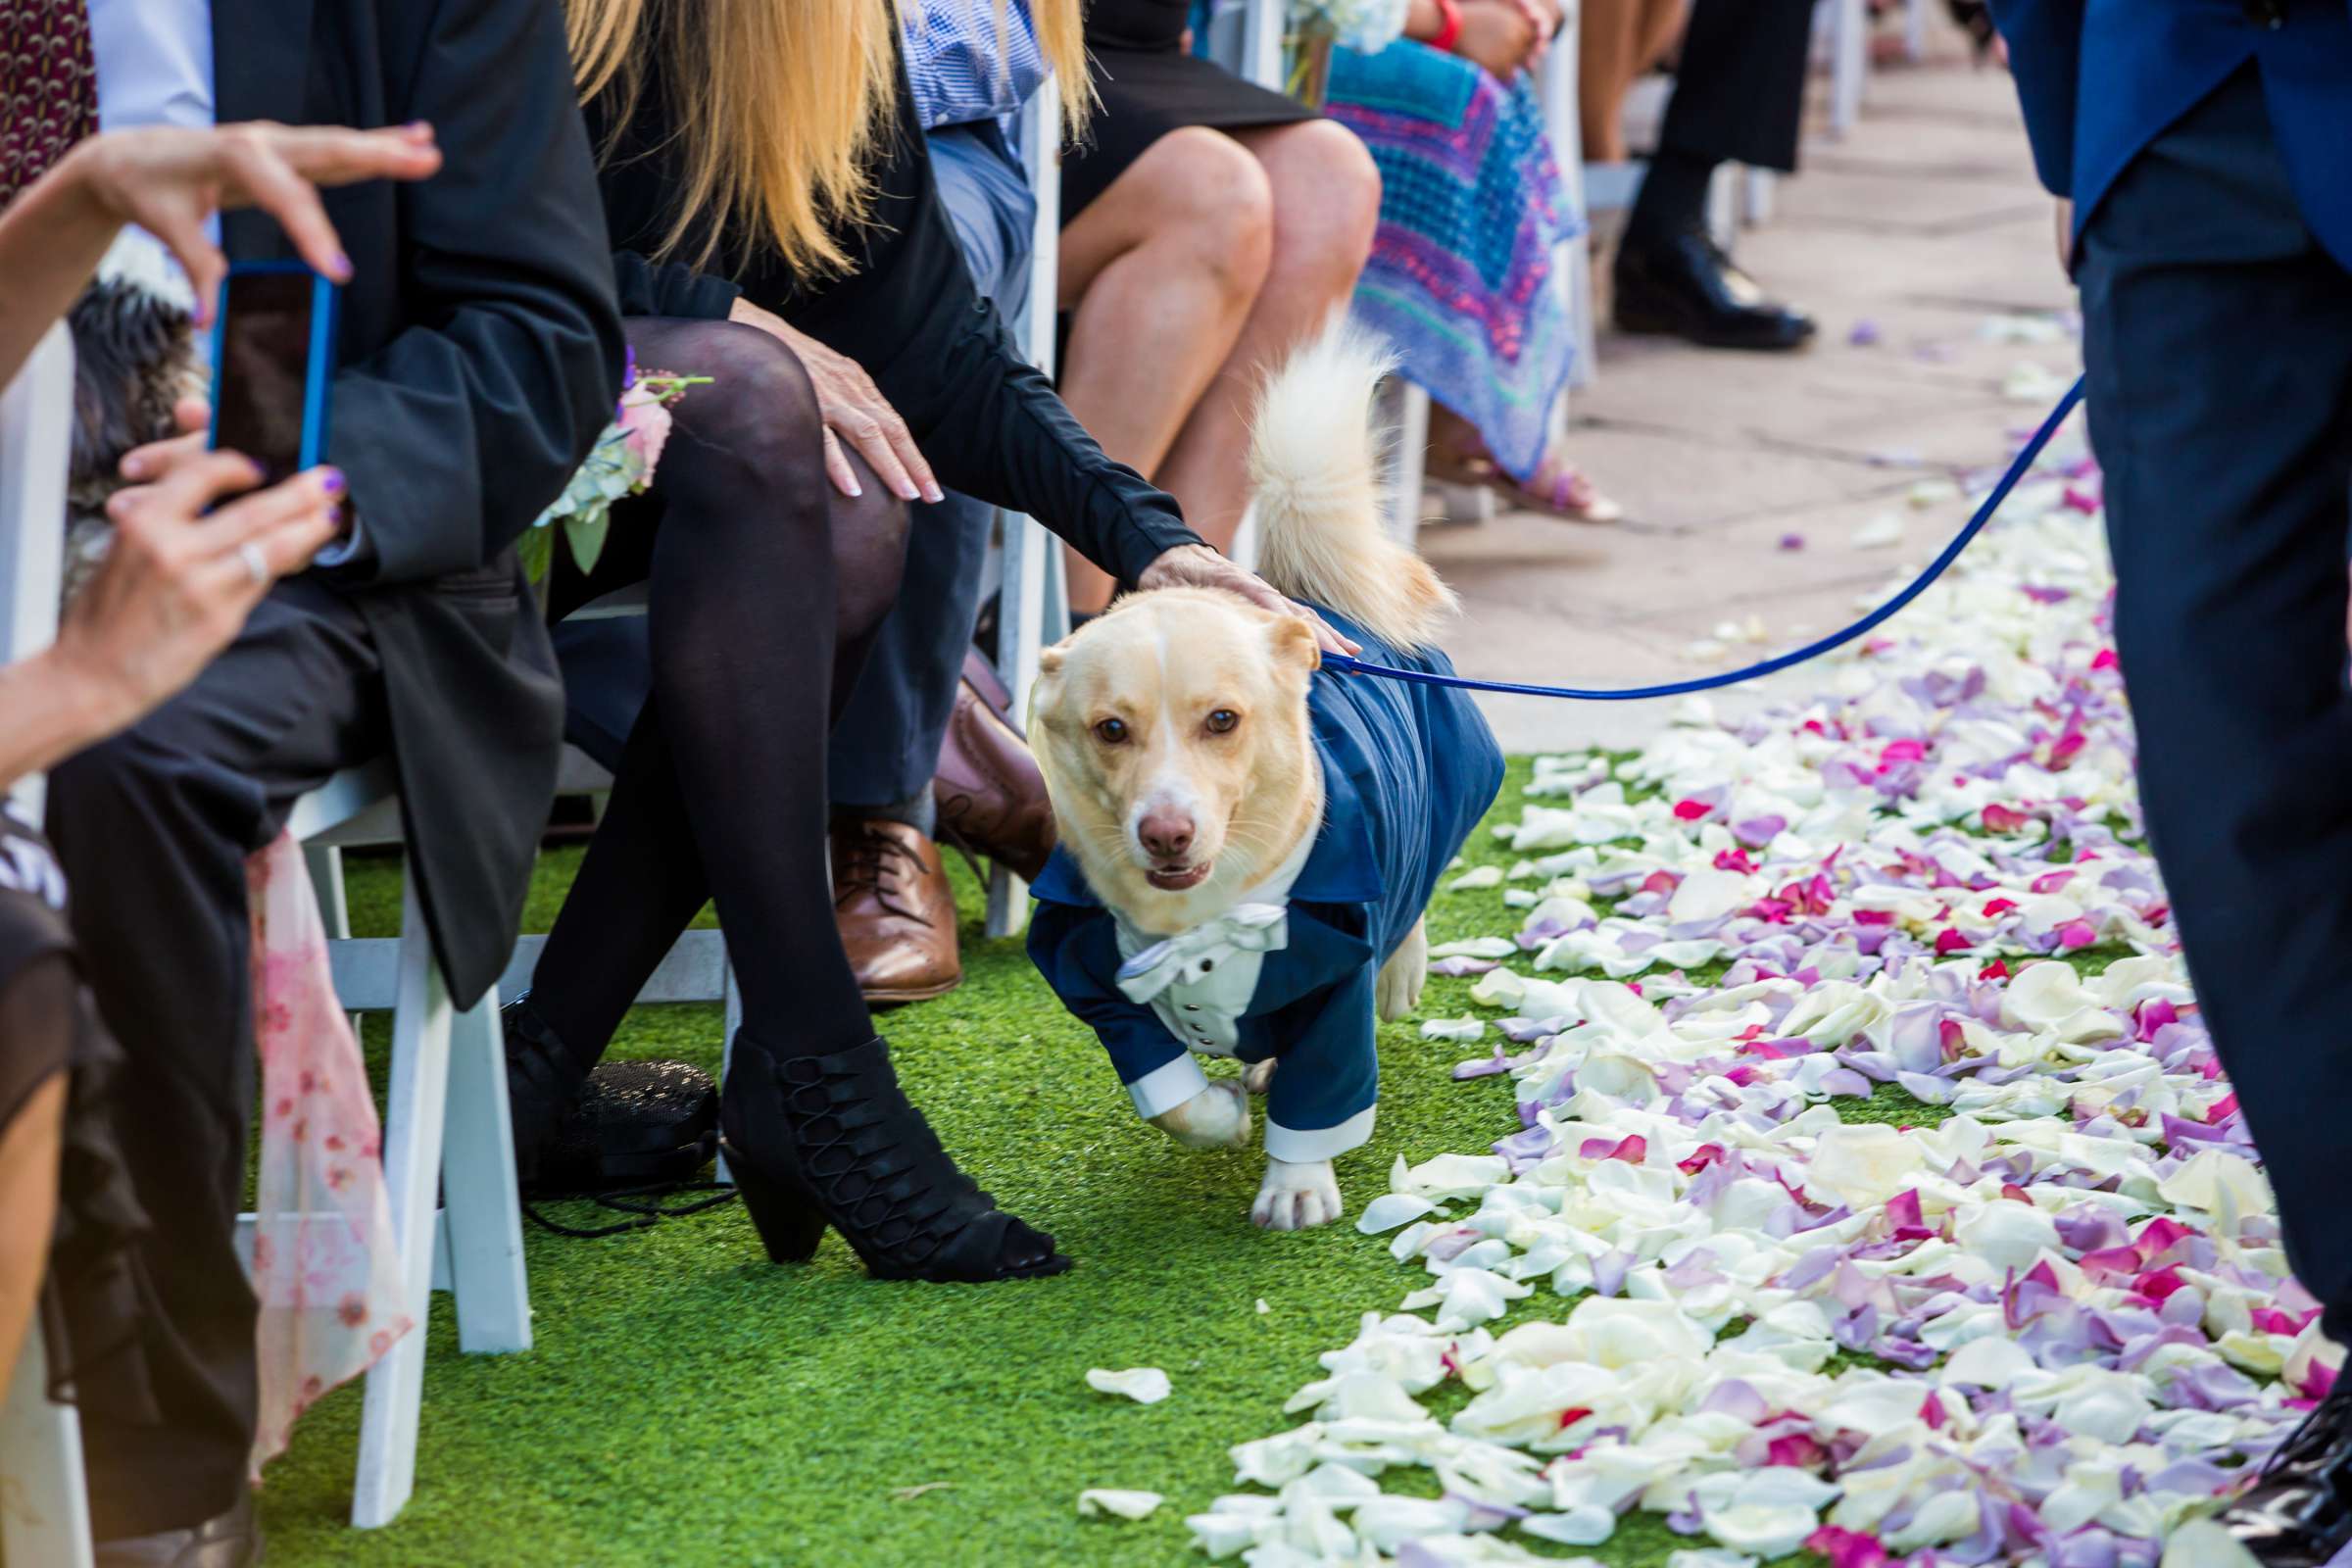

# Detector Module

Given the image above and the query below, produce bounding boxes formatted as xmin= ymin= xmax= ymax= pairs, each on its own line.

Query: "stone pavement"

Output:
xmin=1426 ymin=24 xmax=2085 ymax=754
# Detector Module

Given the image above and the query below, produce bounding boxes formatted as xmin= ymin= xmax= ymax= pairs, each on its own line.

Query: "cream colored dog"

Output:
xmin=1028 ymin=320 xmax=1466 ymax=1229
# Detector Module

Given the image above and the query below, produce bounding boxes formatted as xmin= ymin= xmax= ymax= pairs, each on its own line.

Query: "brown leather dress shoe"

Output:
xmin=932 ymin=651 xmax=1055 ymax=884
xmin=833 ymin=818 xmax=962 ymax=1004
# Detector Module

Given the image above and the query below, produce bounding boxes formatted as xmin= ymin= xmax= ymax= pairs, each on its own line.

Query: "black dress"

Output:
xmin=1060 ymin=0 xmax=1314 ymax=221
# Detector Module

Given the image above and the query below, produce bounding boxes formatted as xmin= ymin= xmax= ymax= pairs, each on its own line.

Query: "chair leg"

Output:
xmin=304 ymin=841 xmax=367 ymax=1041
xmin=439 ymin=987 xmax=531 ymax=1354
xmin=1383 ymin=378 xmax=1432 ymax=544
xmin=1826 ymin=0 xmax=1867 ymax=138
xmin=713 ymin=960 xmax=744 ymax=1186
xmin=2 ymin=1320 xmax=95 ymax=1568
xmin=351 ymin=875 xmax=453 ymax=1530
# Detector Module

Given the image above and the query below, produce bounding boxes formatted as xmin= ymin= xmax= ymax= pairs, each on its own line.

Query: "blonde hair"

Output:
xmin=1023 ymin=0 xmax=1096 ymax=133
xmin=569 ymin=0 xmax=899 ymax=278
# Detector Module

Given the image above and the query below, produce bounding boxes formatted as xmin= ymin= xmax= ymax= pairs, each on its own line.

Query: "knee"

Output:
xmin=1154 ymin=127 xmax=1276 ymax=300
xmin=653 ymin=320 xmax=825 ymax=490
xmin=829 ymin=481 xmax=909 ymax=643
xmin=1264 ymin=122 xmax=1381 ymax=280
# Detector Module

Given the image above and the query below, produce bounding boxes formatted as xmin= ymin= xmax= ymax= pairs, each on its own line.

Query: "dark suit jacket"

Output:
xmin=216 ymin=0 xmax=627 ymax=1004
xmin=592 ymin=54 xmax=1203 ymax=588
xmin=1989 ymin=0 xmax=2352 ymax=267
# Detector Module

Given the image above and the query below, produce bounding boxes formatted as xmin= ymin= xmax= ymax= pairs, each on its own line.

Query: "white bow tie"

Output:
xmin=1115 ymin=902 xmax=1290 ymax=1004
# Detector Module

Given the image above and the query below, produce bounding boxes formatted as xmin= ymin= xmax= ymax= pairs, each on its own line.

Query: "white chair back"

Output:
xmin=0 ymin=323 xmax=74 ymax=819
xmin=0 ymin=320 xmax=98 ymax=1568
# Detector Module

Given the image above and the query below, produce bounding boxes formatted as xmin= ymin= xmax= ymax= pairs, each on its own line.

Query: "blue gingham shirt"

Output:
xmin=903 ymin=0 xmax=1050 ymax=130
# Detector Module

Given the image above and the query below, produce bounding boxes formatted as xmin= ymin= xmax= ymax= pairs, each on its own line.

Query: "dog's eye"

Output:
xmin=1094 ymin=716 xmax=1129 ymax=745
xmin=1204 ymin=710 xmax=1240 ymax=735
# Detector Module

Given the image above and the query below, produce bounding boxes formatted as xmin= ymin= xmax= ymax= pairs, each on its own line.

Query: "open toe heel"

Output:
xmin=721 ymin=1030 xmax=1073 ymax=1283
xmin=720 ymin=1138 xmax=829 ymax=1263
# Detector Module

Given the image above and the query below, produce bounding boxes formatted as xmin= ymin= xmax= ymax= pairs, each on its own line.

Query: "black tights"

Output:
xmin=532 ymin=318 xmax=910 ymax=1058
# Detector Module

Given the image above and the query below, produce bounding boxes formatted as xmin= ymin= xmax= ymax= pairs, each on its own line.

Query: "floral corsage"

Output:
xmin=520 ymin=350 xmax=711 ymax=582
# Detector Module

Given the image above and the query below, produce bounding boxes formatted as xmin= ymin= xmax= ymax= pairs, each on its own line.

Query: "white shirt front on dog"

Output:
xmin=1107 ymin=832 xmax=1314 ymax=1113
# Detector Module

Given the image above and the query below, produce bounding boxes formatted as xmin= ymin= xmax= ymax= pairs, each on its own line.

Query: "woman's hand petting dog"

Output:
xmin=1137 ymin=544 xmax=1360 ymax=658
xmin=727 ymin=297 xmax=943 ymax=506
xmin=66 ymin=122 xmax=442 ymax=316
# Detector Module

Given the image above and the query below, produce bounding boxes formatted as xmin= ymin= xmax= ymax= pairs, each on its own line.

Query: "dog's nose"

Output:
xmin=1138 ymin=810 xmax=1195 ymax=861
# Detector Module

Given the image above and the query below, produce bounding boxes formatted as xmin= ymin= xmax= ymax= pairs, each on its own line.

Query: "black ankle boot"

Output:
xmin=2166 ymin=1386 xmax=2352 ymax=1567
xmin=719 ymin=1030 xmax=1071 ymax=1282
xmin=503 ymin=991 xmax=592 ymax=1184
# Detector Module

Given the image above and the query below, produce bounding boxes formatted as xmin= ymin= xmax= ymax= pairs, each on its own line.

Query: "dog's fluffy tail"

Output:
xmin=1248 ymin=317 xmax=1457 ymax=651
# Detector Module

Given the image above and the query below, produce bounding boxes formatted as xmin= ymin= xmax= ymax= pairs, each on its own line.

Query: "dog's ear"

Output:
xmin=1267 ymin=613 xmax=1321 ymax=675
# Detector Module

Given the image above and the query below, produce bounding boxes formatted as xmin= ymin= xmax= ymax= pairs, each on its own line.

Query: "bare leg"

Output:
xmin=0 ymin=957 xmax=71 ymax=1375
xmin=1057 ymin=127 xmax=1274 ymax=614
xmin=1580 ymin=0 xmax=1690 ymax=163
xmin=1142 ymin=122 xmax=1382 ymax=588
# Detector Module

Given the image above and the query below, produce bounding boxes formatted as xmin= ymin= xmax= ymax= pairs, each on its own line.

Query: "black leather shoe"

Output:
xmin=2164 ymin=1388 xmax=2352 ymax=1566
xmin=96 ymin=1493 xmax=263 ymax=1567
xmin=1613 ymin=227 xmax=1817 ymax=352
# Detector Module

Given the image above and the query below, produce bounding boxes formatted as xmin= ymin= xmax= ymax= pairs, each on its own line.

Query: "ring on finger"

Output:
xmin=238 ymin=540 xmax=270 ymax=586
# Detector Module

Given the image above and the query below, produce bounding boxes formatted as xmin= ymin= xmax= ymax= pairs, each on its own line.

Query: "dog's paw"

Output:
xmin=1377 ymin=916 xmax=1429 ymax=1023
xmin=1243 ymin=1058 xmax=1277 ymax=1096
xmin=1151 ymin=1079 xmax=1252 ymax=1150
xmin=1250 ymin=1157 xmax=1343 ymax=1231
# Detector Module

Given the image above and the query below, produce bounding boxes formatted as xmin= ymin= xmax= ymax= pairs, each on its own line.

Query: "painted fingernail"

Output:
xmin=319 ymin=467 xmax=347 ymax=495
xmin=923 ymin=484 xmax=945 ymax=504
xmin=121 ymin=453 xmax=147 ymax=479
xmin=846 ymin=476 xmax=863 ymax=498
xmin=331 ymin=252 xmax=354 ymax=280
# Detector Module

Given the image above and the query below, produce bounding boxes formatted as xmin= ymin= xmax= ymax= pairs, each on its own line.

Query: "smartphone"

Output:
xmin=206 ymin=261 xmax=339 ymax=483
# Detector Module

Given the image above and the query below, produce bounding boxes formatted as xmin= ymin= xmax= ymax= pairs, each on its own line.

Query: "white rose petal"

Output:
xmin=1078 ymin=1490 xmax=1164 ymax=1520
xmin=1086 ymin=1367 xmax=1171 ymax=1404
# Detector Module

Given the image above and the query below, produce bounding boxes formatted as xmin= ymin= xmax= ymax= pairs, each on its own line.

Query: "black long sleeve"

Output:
xmin=591 ymin=56 xmax=1203 ymax=586
xmin=316 ymin=0 xmax=627 ymax=584
xmin=610 ymin=251 xmax=741 ymax=321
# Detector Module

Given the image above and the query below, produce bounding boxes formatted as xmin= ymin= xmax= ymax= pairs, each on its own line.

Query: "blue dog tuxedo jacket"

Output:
xmin=1028 ymin=608 xmax=1505 ymax=1163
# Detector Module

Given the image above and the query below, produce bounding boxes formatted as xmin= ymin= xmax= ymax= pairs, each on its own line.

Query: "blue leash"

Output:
xmin=1322 ymin=375 xmax=2087 ymax=702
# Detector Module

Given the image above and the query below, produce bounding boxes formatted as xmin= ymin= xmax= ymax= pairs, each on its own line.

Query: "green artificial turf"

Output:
xmin=254 ymin=761 xmax=1849 ymax=1566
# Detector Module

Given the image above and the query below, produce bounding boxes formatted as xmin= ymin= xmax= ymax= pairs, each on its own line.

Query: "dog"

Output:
xmin=63 ymin=240 xmax=205 ymax=602
xmin=1025 ymin=320 xmax=1504 ymax=1230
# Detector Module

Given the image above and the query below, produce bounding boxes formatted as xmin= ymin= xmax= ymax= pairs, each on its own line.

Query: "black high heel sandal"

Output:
xmin=719 ymin=1030 xmax=1071 ymax=1282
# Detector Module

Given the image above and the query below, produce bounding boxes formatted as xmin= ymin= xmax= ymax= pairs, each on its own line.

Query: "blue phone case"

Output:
xmin=205 ymin=260 xmax=340 ymax=469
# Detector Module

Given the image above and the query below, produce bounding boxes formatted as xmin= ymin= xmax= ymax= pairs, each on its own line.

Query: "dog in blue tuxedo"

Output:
xmin=1027 ymin=322 xmax=1504 ymax=1229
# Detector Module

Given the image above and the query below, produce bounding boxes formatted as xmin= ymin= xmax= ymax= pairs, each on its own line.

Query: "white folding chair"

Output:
xmin=260 ymin=762 xmax=533 ymax=1530
xmin=0 ymin=322 xmax=97 ymax=1568
xmin=990 ymin=81 xmax=1071 ymax=939
xmin=0 ymin=322 xmax=533 ymax=1533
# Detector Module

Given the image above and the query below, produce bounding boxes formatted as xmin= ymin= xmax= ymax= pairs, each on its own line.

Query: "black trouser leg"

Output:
xmin=826 ymin=488 xmax=994 ymax=816
xmin=1655 ymin=0 xmax=1816 ymax=173
xmin=2079 ymin=69 xmax=2352 ymax=1338
xmin=45 ymin=581 xmax=383 ymax=1539
xmin=529 ymin=318 xmax=908 ymax=1059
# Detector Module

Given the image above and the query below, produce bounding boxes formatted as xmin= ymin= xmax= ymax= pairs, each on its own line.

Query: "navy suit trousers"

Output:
xmin=2079 ymin=66 xmax=2352 ymax=1334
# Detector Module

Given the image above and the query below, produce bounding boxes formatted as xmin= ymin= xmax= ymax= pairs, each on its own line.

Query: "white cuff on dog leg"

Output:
xmin=1263 ymin=1106 xmax=1378 ymax=1163
xmin=1128 ymin=1055 xmax=1212 ymax=1119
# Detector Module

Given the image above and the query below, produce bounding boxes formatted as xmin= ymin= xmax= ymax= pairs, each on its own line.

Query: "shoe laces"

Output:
xmin=835 ymin=826 xmax=933 ymax=920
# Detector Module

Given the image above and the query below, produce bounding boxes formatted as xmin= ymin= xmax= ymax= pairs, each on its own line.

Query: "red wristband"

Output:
xmin=1429 ymin=0 xmax=1463 ymax=53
